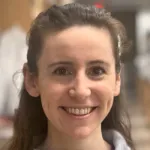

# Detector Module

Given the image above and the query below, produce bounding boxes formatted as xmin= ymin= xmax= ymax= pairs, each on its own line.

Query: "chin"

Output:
xmin=67 ymin=126 xmax=95 ymax=139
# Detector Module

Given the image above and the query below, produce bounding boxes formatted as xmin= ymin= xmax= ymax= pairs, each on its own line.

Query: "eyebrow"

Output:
xmin=87 ymin=60 xmax=110 ymax=68
xmin=47 ymin=60 xmax=110 ymax=68
xmin=47 ymin=61 xmax=73 ymax=68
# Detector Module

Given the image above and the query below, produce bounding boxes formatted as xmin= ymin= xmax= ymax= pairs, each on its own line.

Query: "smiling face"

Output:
xmin=25 ymin=26 xmax=121 ymax=139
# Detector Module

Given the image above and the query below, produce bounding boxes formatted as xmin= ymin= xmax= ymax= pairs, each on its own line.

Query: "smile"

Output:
xmin=62 ymin=107 xmax=97 ymax=116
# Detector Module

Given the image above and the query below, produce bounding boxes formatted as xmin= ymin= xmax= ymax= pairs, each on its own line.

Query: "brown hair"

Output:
xmin=4 ymin=3 xmax=134 ymax=150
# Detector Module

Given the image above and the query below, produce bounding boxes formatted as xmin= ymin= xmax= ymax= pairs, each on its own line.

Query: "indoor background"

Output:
xmin=0 ymin=0 xmax=150 ymax=150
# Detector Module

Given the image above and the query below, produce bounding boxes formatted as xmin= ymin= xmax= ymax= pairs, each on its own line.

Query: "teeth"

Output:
xmin=66 ymin=107 xmax=93 ymax=115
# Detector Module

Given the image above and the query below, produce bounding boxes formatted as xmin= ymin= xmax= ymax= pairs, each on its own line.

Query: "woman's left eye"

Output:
xmin=87 ymin=66 xmax=105 ymax=77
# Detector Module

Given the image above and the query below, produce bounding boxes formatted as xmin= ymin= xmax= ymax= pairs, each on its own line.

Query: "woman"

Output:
xmin=3 ymin=3 xmax=134 ymax=150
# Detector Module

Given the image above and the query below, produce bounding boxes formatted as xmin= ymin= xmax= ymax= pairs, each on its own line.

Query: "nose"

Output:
xmin=69 ymin=72 xmax=91 ymax=100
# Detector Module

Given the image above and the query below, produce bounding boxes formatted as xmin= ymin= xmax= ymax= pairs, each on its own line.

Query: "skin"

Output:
xmin=24 ymin=26 xmax=121 ymax=150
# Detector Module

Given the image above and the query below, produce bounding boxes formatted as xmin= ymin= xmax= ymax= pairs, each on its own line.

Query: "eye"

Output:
xmin=52 ymin=67 xmax=72 ymax=76
xmin=87 ymin=66 xmax=105 ymax=78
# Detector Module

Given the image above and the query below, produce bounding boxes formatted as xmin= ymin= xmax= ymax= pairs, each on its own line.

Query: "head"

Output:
xmin=7 ymin=3 xmax=133 ymax=150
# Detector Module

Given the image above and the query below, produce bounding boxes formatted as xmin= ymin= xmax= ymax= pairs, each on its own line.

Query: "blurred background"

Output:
xmin=0 ymin=0 xmax=150 ymax=150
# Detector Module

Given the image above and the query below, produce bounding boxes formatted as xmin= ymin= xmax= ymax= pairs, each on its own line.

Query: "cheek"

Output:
xmin=96 ymin=81 xmax=115 ymax=100
xmin=95 ymin=82 xmax=115 ymax=114
xmin=38 ymin=81 xmax=67 ymax=116
xmin=39 ymin=79 xmax=66 ymax=99
xmin=40 ymin=88 xmax=60 ymax=122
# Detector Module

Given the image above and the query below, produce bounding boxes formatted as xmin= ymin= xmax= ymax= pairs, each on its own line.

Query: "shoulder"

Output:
xmin=102 ymin=130 xmax=131 ymax=150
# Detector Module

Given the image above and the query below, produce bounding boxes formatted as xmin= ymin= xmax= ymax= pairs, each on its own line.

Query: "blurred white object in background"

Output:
xmin=135 ymin=54 xmax=150 ymax=80
xmin=0 ymin=125 xmax=13 ymax=139
xmin=135 ymin=10 xmax=150 ymax=81
xmin=46 ymin=0 xmax=74 ymax=5
xmin=0 ymin=25 xmax=27 ymax=116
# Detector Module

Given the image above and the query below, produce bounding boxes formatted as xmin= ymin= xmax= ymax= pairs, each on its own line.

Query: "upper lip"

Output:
xmin=61 ymin=106 xmax=98 ymax=108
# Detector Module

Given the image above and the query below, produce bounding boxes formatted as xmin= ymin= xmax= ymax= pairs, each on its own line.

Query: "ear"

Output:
xmin=114 ymin=72 xmax=121 ymax=96
xmin=23 ymin=63 xmax=40 ymax=97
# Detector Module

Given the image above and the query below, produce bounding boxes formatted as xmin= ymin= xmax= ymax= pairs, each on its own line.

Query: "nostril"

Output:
xmin=69 ymin=87 xmax=91 ymax=98
xmin=86 ymin=89 xmax=91 ymax=96
xmin=69 ymin=88 xmax=76 ymax=97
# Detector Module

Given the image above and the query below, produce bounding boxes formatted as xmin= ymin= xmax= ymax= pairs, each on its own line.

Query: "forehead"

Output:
xmin=41 ymin=26 xmax=114 ymax=64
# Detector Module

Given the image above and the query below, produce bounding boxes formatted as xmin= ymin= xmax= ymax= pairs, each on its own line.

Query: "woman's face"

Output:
xmin=31 ymin=26 xmax=121 ymax=138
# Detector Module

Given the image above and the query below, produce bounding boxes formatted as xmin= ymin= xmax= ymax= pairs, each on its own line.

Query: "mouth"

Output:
xmin=61 ymin=107 xmax=97 ymax=116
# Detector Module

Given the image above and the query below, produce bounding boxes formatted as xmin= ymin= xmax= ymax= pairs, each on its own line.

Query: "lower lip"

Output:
xmin=61 ymin=108 xmax=97 ymax=120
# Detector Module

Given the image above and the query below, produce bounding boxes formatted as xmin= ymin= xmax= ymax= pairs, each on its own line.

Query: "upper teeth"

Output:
xmin=65 ymin=108 xmax=93 ymax=115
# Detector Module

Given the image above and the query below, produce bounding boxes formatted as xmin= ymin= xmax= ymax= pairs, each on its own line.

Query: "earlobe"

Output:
xmin=114 ymin=73 xmax=121 ymax=96
xmin=23 ymin=63 xmax=40 ymax=97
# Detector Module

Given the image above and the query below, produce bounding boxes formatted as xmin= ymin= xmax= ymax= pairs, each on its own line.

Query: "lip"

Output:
xmin=60 ymin=105 xmax=99 ymax=108
xmin=60 ymin=106 xmax=98 ymax=120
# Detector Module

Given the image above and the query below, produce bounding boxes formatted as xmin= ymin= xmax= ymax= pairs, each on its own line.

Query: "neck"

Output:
xmin=42 ymin=123 xmax=111 ymax=150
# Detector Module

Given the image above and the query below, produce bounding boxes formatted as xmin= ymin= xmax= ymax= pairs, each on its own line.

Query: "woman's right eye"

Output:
xmin=52 ymin=67 xmax=72 ymax=76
